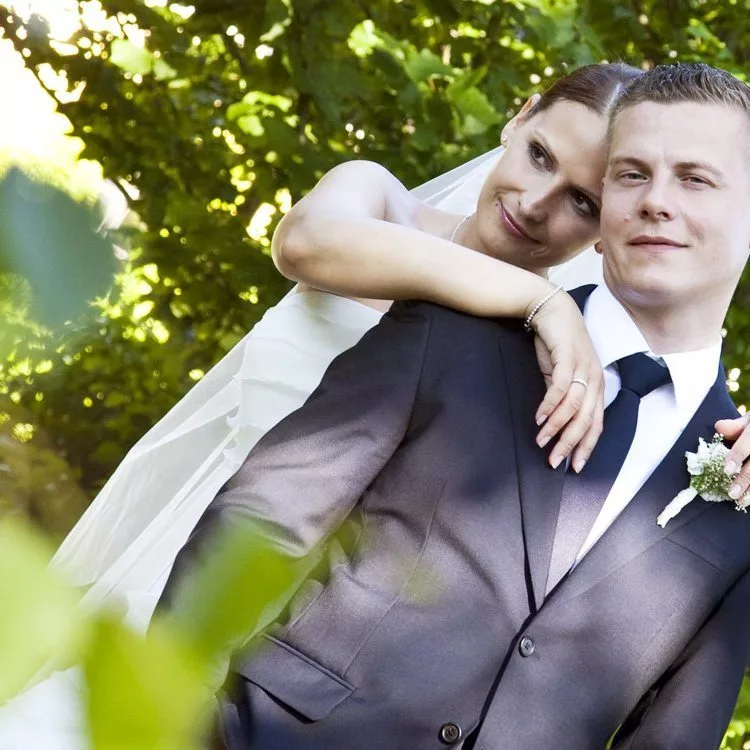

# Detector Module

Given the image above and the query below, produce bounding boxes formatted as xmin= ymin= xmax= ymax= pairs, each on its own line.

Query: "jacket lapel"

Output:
xmin=502 ymin=332 xmax=565 ymax=612
xmin=550 ymin=366 xmax=738 ymax=607
xmin=503 ymin=284 xmax=597 ymax=611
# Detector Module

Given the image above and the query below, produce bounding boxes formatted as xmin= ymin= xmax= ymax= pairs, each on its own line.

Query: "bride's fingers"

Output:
xmin=535 ymin=361 xmax=573 ymax=427
xmin=716 ymin=414 xmax=750 ymax=475
xmin=536 ymin=377 xmax=589 ymax=458
xmin=716 ymin=414 xmax=750 ymax=500
xmin=570 ymin=393 xmax=604 ymax=473
xmin=545 ymin=375 xmax=601 ymax=469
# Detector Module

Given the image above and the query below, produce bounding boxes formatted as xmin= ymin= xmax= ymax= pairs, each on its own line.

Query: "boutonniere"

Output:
xmin=657 ymin=433 xmax=750 ymax=528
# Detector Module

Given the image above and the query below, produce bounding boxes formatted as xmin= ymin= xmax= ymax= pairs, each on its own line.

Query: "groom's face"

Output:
xmin=600 ymin=100 xmax=750 ymax=311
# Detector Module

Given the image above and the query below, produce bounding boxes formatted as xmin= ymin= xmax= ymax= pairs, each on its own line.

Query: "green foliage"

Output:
xmin=0 ymin=516 xmax=301 ymax=750
xmin=0 ymin=519 xmax=85 ymax=703
xmin=0 ymin=168 xmax=116 ymax=343
xmin=165 ymin=524 xmax=305 ymax=664
xmin=1 ymin=0 xmax=749 ymax=534
xmin=1 ymin=0 xmax=750 ymax=743
xmin=84 ymin=617 xmax=208 ymax=750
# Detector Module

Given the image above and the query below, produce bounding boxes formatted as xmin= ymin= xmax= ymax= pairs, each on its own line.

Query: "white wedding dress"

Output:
xmin=0 ymin=147 xmax=603 ymax=749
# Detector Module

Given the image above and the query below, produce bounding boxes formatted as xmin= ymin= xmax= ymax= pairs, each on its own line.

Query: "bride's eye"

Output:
xmin=571 ymin=190 xmax=599 ymax=218
xmin=528 ymin=142 xmax=550 ymax=169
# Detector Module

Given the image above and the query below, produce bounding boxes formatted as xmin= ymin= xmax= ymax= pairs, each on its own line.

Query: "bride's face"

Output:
xmin=474 ymin=99 xmax=610 ymax=271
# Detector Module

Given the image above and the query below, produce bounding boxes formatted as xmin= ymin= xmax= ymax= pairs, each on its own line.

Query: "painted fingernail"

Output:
xmin=725 ymin=460 xmax=739 ymax=477
xmin=536 ymin=414 xmax=548 ymax=426
xmin=550 ymin=454 xmax=564 ymax=469
xmin=574 ymin=459 xmax=586 ymax=473
xmin=729 ymin=483 xmax=742 ymax=500
xmin=537 ymin=435 xmax=551 ymax=448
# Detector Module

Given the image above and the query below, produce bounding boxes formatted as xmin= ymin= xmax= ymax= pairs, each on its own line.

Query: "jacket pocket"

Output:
xmin=236 ymin=633 xmax=355 ymax=721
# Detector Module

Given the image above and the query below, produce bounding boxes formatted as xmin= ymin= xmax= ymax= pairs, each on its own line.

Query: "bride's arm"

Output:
xmin=272 ymin=160 xmax=555 ymax=319
xmin=272 ymin=161 xmax=602 ymax=472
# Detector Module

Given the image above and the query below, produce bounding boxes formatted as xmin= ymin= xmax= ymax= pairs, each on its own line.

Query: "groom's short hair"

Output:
xmin=610 ymin=62 xmax=750 ymax=136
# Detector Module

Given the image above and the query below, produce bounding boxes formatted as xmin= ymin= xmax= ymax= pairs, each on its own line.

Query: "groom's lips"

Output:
xmin=629 ymin=235 xmax=686 ymax=251
xmin=499 ymin=202 xmax=538 ymax=243
xmin=628 ymin=234 xmax=685 ymax=253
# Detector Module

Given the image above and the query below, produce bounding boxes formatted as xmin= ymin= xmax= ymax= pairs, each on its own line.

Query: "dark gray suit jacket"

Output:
xmin=164 ymin=290 xmax=750 ymax=749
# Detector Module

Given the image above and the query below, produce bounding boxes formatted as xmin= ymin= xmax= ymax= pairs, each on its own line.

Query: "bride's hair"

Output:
xmin=531 ymin=62 xmax=642 ymax=119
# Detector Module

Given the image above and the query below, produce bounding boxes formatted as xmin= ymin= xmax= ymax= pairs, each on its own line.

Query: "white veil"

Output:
xmin=51 ymin=148 xmax=603 ymax=629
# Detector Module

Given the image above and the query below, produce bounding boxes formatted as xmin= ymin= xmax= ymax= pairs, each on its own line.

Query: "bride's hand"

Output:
xmin=529 ymin=291 xmax=604 ymax=472
xmin=715 ymin=414 xmax=750 ymax=503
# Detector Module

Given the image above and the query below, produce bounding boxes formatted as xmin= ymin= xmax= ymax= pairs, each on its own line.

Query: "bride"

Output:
xmin=0 ymin=62 xmax=641 ymax=747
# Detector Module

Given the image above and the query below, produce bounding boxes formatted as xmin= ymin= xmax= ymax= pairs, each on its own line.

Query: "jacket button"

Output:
xmin=439 ymin=722 xmax=462 ymax=744
xmin=519 ymin=635 xmax=535 ymax=657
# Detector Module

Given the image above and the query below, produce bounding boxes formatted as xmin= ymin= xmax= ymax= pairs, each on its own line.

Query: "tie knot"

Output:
xmin=616 ymin=352 xmax=672 ymax=398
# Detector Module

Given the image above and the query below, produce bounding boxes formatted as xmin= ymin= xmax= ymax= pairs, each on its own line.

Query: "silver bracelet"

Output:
xmin=523 ymin=286 xmax=563 ymax=332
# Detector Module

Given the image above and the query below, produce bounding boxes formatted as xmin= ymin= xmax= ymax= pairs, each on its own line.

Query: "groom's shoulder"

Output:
xmin=388 ymin=300 xmax=527 ymax=342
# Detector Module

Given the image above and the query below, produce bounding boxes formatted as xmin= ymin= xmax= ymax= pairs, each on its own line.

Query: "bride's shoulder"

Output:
xmin=320 ymin=160 xmax=417 ymax=207
xmin=313 ymin=160 xmax=455 ymax=230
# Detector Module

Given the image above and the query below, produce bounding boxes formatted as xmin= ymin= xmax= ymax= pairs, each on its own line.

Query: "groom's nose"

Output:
xmin=637 ymin=179 xmax=674 ymax=222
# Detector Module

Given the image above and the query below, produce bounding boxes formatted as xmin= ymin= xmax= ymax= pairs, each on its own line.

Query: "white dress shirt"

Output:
xmin=574 ymin=284 xmax=722 ymax=563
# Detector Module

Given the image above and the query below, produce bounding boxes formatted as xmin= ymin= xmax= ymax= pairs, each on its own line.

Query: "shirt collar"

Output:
xmin=583 ymin=284 xmax=722 ymax=411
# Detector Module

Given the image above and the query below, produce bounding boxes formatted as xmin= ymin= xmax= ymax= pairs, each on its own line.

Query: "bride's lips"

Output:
xmin=499 ymin=202 xmax=537 ymax=242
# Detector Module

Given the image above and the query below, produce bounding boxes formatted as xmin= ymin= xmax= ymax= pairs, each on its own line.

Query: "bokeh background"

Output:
xmin=0 ymin=0 xmax=749 ymax=745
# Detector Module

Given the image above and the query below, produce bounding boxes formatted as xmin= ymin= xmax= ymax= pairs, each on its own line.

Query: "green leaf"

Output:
xmin=84 ymin=617 xmax=209 ymax=750
xmin=404 ymin=49 xmax=454 ymax=83
xmin=110 ymin=39 xmax=154 ymax=76
xmin=446 ymin=80 xmax=501 ymax=134
xmin=0 ymin=169 xmax=116 ymax=333
xmin=161 ymin=523 xmax=310 ymax=665
xmin=0 ymin=519 xmax=86 ymax=703
xmin=153 ymin=57 xmax=178 ymax=81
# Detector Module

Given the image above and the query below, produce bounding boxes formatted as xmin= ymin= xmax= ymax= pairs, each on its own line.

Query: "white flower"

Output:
xmin=657 ymin=433 xmax=746 ymax=527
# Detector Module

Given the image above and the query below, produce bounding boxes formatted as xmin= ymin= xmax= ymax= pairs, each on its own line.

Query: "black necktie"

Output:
xmin=545 ymin=352 xmax=672 ymax=594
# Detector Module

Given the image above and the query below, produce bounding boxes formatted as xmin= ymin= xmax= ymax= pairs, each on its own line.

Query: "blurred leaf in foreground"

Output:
xmin=0 ymin=518 xmax=86 ymax=703
xmin=0 ymin=167 xmax=116 ymax=333
xmin=84 ymin=616 xmax=209 ymax=750
xmin=161 ymin=522 xmax=313 ymax=668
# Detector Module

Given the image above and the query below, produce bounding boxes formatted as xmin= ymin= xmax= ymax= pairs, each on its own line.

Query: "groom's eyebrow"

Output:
xmin=674 ymin=160 xmax=725 ymax=179
xmin=608 ymin=155 xmax=648 ymax=171
xmin=609 ymin=155 xmax=724 ymax=180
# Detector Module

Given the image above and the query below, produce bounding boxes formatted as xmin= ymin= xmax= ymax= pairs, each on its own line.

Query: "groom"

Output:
xmin=164 ymin=63 xmax=750 ymax=748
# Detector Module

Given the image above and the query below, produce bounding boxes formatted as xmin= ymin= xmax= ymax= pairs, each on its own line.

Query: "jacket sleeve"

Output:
xmin=611 ymin=567 xmax=750 ymax=749
xmin=158 ymin=300 xmax=433 ymax=611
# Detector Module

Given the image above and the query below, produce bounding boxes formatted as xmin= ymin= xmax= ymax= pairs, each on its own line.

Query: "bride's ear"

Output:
xmin=594 ymin=241 xmax=604 ymax=255
xmin=501 ymin=93 xmax=541 ymax=146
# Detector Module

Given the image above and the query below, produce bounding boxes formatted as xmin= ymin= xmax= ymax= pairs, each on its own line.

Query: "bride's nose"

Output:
xmin=519 ymin=181 xmax=555 ymax=223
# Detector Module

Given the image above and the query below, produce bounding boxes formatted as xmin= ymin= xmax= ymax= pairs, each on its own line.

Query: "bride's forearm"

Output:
xmin=273 ymin=213 xmax=555 ymax=320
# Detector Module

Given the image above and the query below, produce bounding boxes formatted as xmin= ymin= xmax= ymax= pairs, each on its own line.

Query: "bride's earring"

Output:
xmin=594 ymin=241 xmax=604 ymax=255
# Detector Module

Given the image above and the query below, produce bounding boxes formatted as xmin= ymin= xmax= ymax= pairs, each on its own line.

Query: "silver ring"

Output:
xmin=571 ymin=378 xmax=588 ymax=388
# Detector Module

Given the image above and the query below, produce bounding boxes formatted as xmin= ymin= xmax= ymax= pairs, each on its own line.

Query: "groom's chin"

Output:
xmin=604 ymin=261 xmax=682 ymax=307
